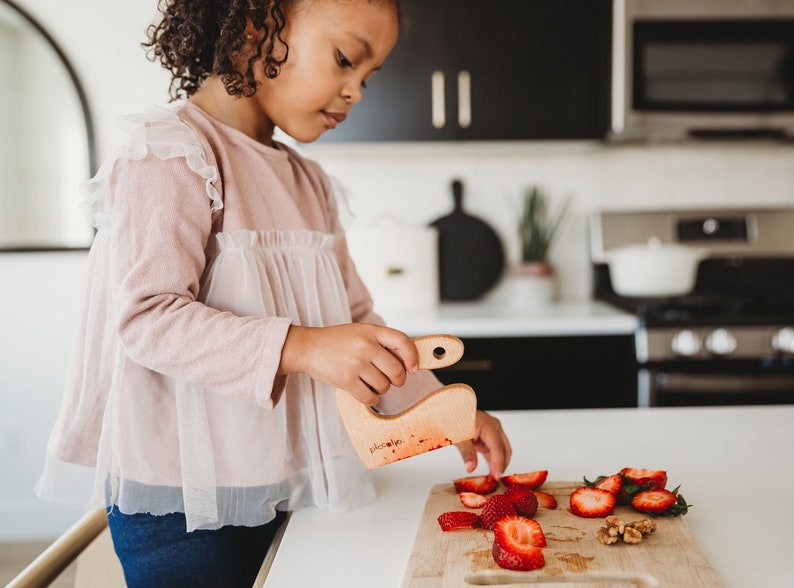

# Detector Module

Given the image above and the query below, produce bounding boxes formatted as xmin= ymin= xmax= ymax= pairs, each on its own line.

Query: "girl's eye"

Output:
xmin=337 ymin=50 xmax=353 ymax=68
xmin=338 ymin=50 xmax=367 ymax=89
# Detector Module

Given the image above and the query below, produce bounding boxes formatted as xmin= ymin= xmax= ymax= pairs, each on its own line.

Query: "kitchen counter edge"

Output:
xmin=379 ymin=299 xmax=638 ymax=338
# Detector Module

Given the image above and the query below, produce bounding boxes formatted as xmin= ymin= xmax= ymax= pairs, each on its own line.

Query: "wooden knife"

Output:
xmin=335 ymin=334 xmax=477 ymax=469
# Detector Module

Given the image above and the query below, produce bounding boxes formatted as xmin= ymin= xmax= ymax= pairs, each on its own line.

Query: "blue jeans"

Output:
xmin=106 ymin=508 xmax=288 ymax=588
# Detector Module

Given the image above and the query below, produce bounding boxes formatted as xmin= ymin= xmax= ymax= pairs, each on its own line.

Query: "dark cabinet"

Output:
xmin=433 ymin=335 xmax=638 ymax=410
xmin=318 ymin=0 xmax=612 ymax=143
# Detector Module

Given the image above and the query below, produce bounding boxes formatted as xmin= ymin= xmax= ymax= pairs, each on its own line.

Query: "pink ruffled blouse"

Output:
xmin=36 ymin=102 xmax=440 ymax=531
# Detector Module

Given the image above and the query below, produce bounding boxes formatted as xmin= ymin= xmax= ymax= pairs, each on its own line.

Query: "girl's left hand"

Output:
xmin=454 ymin=410 xmax=512 ymax=480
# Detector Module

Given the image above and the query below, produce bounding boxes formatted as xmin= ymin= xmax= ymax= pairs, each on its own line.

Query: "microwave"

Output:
xmin=610 ymin=0 xmax=794 ymax=141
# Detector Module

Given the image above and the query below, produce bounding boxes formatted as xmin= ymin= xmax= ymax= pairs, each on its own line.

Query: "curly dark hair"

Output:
xmin=142 ymin=0 xmax=289 ymax=101
xmin=143 ymin=0 xmax=402 ymax=102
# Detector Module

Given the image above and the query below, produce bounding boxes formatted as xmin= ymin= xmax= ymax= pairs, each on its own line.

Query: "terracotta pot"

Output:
xmin=510 ymin=261 xmax=555 ymax=278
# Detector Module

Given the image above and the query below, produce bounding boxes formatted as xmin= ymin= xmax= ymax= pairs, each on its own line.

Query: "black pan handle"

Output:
xmin=451 ymin=179 xmax=463 ymax=211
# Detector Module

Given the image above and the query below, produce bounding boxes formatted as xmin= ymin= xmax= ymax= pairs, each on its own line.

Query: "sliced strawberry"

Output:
xmin=494 ymin=515 xmax=547 ymax=548
xmin=631 ymin=489 xmax=676 ymax=514
xmin=619 ymin=468 xmax=668 ymax=491
xmin=493 ymin=541 xmax=545 ymax=572
xmin=437 ymin=510 xmax=480 ymax=531
xmin=534 ymin=490 xmax=558 ymax=510
xmin=480 ymin=494 xmax=516 ymax=530
xmin=631 ymin=486 xmax=690 ymax=516
xmin=569 ymin=486 xmax=616 ymax=518
xmin=584 ymin=474 xmax=623 ymax=496
xmin=616 ymin=468 xmax=668 ymax=503
xmin=512 ymin=493 xmax=539 ymax=518
xmin=492 ymin=516 xmax=546 ymax=571
xmin=453 ymin=474 xmax=498 ymax=495
xmin=501 ymin=470 xmax=548 ymax=490
xmin=459 ymin=491 xmax=488 ymax=508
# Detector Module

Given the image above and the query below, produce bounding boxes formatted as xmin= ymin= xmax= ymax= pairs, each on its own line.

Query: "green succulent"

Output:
xmin=518 ymin=186 xmax=571 ymax=263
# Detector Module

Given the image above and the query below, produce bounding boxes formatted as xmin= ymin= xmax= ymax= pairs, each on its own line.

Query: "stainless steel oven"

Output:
xmin=591 ymin=207 xmax=794 ymax=407
xmin=636 ymin=324 xmax=794 ymax=407
xmin=610 ymin=0 xmax=794 ymax=141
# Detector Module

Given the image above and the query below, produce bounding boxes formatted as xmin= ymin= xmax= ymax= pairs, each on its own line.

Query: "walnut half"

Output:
xmin=596 ymin=516 xmax=656 ymax=546
xmin=626 ymin=519 xmax=657 ymax=535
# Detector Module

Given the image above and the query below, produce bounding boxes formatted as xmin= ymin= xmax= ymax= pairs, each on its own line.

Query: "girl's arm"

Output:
xmin=109 ymin=154 xmax=291 ymax=407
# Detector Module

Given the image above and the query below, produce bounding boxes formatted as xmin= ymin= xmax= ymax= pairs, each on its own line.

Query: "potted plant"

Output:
xmin=508 ymin=186 xmax=571 ymax=305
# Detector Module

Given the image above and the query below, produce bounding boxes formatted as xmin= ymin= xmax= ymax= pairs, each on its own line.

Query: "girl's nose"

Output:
xmin=342 ymin=80 xmax=363 ymax=105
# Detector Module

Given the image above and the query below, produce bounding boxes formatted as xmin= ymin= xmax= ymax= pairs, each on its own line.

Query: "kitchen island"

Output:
xmin=262 ymin=405 xmax=793 ymax=588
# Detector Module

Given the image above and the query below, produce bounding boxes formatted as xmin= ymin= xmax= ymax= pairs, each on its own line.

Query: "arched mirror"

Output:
xmin=0 ymin=0 xmax=96 ymax=250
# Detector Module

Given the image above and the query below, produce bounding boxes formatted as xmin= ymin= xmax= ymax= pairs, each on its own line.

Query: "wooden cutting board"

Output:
xmin=403 ymin=482 xmax=722 ymax=587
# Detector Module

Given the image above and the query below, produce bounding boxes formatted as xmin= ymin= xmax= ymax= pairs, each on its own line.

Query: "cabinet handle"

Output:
xmin=431 ymin=70 xmax=445 ymax=129
xmin=457 ymin=70 xmax=471 ymax=129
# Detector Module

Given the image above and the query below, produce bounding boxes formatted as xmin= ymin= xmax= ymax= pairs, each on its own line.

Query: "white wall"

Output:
xmin=2 ymin=0 xmax=793 ymax=540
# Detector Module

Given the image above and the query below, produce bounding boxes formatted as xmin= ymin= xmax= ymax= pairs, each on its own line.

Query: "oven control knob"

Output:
xmin=705 ymin=328 xmax=738 ymax=356
xmin=671 ymin=329 xmax=702 ymax=357
xmin=771 ymin=327 xmax=794 ymax=355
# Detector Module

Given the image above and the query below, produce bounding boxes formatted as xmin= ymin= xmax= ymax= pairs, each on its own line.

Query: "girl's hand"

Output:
xmin=454 ymin=410 xmax=512 ymax=480
xmin=279 ymin=323 xmax=419 ymax=405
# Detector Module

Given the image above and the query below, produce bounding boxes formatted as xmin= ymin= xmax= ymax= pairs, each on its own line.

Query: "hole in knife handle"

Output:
xmin=432 ymin=346 xmax=447 ymax=361
xmin=464 ymin=571 xmax=659 ymax=587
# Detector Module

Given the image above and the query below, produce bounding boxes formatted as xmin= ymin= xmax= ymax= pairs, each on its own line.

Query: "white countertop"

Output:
xmin=264 ymin=405 xmax=794 ymax=588
xmin=378 ymin=299 xmax=638 ymax=338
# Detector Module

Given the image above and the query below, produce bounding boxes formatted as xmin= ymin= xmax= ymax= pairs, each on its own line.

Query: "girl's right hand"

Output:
xmin=278 ymin=324 xmax=419 ymax=405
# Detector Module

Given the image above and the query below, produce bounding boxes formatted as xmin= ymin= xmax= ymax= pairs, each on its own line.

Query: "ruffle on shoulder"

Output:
xmin=80 ymin=103 xmax=222 ymax=228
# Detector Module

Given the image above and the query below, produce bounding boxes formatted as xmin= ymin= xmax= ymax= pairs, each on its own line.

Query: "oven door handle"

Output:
xmin=655 ymin=372 xmax=794 ymax=394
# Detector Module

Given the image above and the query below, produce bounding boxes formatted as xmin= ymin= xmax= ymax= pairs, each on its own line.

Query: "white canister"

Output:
xmin=347 ymin=217 xmax=439 ymax=313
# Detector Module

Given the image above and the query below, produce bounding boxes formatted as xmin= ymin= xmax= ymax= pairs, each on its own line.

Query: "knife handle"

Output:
xmin=413 ymin=335 xmax=464 ymax=371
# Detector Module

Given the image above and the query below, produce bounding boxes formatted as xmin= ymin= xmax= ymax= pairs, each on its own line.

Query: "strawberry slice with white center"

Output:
xmin=459 ymin=491 xmax=488 ymax=508
xmin=501 ymin=470 xmax=548 ymax=490
xmin=631 ymin=489 xmax=677 ymax=514
xmin=453 ymin=474 xmax=498 ymax=495
xmin=534 ymin=490 xmax=558 ymax=510
xmin=492 ymin=515 xmax=546 ymax=571
xmin=569 ymin=486 xmax=616 ymax=518
xmin=592 ymin=474 xmax=624 ymax=496
xmin=620 ymin=467 xmax=668 ymax=491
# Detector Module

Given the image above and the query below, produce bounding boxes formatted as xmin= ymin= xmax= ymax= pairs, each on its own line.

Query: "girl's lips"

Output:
xmin=324 ymin=111 xmax=347 ymax=129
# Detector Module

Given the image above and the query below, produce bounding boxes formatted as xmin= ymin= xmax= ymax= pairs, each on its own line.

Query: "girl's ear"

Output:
xmin=243 ymin=18 xmax=263 ymax=45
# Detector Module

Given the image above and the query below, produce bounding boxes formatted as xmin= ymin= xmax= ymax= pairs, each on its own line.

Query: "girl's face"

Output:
xmin=255 ymin=0 xmax=399 ymax=143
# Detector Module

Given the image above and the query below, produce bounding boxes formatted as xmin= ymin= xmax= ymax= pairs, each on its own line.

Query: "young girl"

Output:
xmin=36 ymin=0 xmax=512 ymax=586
